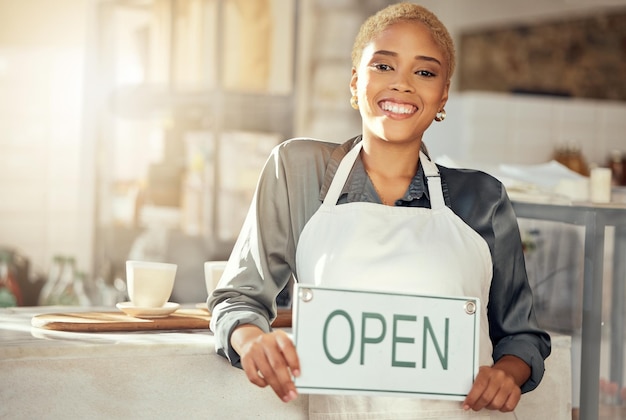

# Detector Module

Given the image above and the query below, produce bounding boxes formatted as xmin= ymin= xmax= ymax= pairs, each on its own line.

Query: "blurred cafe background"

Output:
xmin=0 ymin=0 xmax=625 ymax=312
xmin=1 ymin=1 xmax=626 ymax=417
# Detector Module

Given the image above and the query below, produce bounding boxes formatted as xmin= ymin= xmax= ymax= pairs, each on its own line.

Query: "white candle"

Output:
xmin=589 ymin=167 xmax=612 ymax=203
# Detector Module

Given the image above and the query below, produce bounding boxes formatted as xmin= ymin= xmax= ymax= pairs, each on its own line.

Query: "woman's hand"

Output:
xmin=462 ymin=355 xmax=530 ymax=412
xmin=231 ymin=325 xmax=301 ymax=402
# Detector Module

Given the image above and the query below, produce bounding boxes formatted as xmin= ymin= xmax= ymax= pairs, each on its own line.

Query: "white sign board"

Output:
xmin=292 ymin=284 xmax=480 ymax=400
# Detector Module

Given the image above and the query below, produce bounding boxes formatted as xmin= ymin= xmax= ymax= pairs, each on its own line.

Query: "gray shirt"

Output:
xmin=208 ymin=136 xmax=551 ymax=393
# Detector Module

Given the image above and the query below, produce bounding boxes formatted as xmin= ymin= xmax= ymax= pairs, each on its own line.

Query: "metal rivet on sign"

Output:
xmin=464 ymin=300 xmax=476 ymax=315
xmin=299 ymin=287 xmax=314 ymax=302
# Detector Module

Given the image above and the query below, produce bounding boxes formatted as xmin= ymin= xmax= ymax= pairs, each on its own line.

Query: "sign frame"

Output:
xmin=291 ymin=284 xmax=481 ymax=400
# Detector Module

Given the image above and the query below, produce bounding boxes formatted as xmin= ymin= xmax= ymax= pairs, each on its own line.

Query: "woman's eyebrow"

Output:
xmin=372 ymin=50 xmax=442 ymax=66
xmin=415 ymin=55 xmax=442 ymax=67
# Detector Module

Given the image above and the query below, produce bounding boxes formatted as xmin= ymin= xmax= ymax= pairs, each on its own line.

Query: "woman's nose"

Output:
xmin=389 ymin=72 xmax=414 ymax=93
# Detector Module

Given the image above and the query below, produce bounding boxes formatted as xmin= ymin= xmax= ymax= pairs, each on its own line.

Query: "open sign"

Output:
xmin=292 ymin=285 xmax=480 ymax=400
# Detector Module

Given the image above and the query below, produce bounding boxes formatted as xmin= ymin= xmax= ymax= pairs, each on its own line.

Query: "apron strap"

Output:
xmin=419 ymin=152 xmax=445 ymax=210
xmin=323 ymin=141 xmax=363 ymax=205
xmin=323 ymin=141 xmax=445 ymax=210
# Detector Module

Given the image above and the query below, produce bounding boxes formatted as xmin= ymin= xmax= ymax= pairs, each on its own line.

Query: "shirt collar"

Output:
xmin=319 ymin=136 xmax=430 ymax=204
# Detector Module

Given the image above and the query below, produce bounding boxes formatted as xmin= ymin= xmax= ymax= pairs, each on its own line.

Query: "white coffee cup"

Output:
xmin=126 ymin=260 xmax=177 ymax=308
xmin=204 ymin=261 xmax=227 ymax=297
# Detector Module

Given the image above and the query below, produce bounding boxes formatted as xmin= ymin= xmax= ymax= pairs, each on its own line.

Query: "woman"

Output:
xmin=208 ymin=2 xmax=551 ymax=417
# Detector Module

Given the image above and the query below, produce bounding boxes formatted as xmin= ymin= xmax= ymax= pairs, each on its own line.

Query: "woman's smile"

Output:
xmin=379 ymin=99 xmax=418 ymax=117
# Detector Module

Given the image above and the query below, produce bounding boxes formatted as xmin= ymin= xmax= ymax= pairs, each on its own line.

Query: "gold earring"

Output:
xmin=350 ymin=95 xmax=359 ymax=110
xmin=434 ymin=109 xmax=446 ymax=122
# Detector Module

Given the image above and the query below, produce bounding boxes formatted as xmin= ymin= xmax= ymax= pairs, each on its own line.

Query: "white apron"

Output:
xmin=295 ymin=141 xmax=516 ymax=419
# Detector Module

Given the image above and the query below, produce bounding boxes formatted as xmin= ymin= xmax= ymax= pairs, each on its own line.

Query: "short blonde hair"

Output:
xmin=351 ymin=2 xmax=455 ymax=81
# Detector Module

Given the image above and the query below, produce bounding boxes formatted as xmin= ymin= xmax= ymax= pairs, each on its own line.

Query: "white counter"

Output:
xmin=0 ymin=306 xmax=307 ymax=420
xmin=1 ymin=306 xmax=571 ymax=419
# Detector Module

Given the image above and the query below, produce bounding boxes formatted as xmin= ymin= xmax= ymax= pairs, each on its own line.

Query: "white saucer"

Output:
xmin=116 ymin=302 xmax=180 ymax=319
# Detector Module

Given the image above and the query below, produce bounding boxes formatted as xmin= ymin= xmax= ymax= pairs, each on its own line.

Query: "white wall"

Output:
xmin=425 ymin=92 xmax=626 ymax=167
xmin=0 ymin=0 xmax=94 ymax=275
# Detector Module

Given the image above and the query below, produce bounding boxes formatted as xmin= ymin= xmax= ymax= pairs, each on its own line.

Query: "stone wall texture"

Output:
xmin=459 ymin=10 xmax=626 ymax=101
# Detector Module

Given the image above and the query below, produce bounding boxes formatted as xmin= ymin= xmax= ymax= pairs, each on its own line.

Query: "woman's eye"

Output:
xmin=373 ymin=63 xmax=393 ymax=71
xmin=416 ymin=70 xmax=435 ymax=77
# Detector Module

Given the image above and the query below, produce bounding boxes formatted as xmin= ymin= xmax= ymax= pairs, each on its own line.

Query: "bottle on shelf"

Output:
xmin=52 ymin=256 xmax=79 ymax=306
xmin=38 ymin=255 xmax=65 ymax=306
xmin=73 ymin=271 xmax=92 ymax=307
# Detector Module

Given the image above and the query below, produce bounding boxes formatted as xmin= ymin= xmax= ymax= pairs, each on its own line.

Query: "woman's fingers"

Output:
xmin=275 ymin=330 xmax=301 ymax=377
xmin=241 ymin=351 xmax=269 ymax=387
xmin=463 ymin=366 xmax=521 ymax=412
xmin=240 ymin=330 xmax=300 ymax=402
xmin=259 ymin=331 xmax=299 ymax=401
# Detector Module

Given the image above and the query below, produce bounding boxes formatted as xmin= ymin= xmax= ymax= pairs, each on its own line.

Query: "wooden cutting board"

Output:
xmin=31 ymin=308 xmax=292 ymax=332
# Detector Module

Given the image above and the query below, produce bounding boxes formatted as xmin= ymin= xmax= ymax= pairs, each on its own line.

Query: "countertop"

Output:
xmin=1 ymin=306 xmax=572 ymax=419
xmin=0 ymin=306 xmax=307 ymax=420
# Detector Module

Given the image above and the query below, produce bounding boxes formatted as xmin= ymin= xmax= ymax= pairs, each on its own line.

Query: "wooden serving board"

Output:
xmin=31 ymin=308 xmax=292 ymax=332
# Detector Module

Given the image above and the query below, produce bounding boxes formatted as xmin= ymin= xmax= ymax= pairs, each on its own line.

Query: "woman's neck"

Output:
xmin=360 ymin=136 xmax=422 ymax=178
xmin=359 ymin=136 xmax=422 ymax=205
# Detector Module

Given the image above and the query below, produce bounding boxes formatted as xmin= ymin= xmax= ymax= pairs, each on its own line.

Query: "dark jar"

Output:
xmin=608 ymin=150 xmax=625 ymax=186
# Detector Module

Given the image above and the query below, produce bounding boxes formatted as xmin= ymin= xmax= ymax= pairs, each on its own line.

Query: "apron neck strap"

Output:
xmin=323 ymin=141 xmax=445 ymax=210
xmin=323 ymin=141 xmax=362 ymax=205
xmin=419 ymin=152 xmax=445 ymax=210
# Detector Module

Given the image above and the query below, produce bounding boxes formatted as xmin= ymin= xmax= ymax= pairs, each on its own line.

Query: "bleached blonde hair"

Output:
xmin=351 ymin=2 xmax=456 ymax=81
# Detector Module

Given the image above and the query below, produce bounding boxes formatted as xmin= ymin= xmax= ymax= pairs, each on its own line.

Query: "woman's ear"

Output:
xmin=349 ymin=67 xmax=358 ymax=97
xmin=439 ymin=80 xmax=450 ymax=110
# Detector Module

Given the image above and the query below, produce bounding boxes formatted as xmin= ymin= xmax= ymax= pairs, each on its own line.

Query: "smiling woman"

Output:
xmin=351 ymin=19 xmax=450 ymax=196
xmin=208 ymin=2 xmax=550 ymax=419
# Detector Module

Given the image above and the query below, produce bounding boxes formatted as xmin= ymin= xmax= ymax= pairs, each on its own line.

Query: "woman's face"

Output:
xmin=350 ymin=21 xmax=449 ymax=146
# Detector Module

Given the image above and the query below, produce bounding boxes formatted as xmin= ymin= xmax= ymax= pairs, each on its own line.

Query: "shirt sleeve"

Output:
xmin=487 ymin=184 xmax=552 ymax=393
xmin=441 ymin=167 xmax=551 ymax=393
xmin=208 ymin=143 xmax=295 ymax=367
xmin=207 ymin=139 xmax=333 ymax=367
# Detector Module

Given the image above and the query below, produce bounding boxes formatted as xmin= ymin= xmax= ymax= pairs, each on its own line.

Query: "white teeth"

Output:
xmin=381 ymin=101 xmax=415 ymax=115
